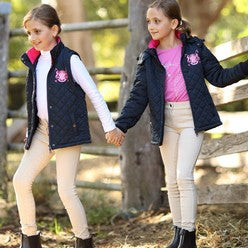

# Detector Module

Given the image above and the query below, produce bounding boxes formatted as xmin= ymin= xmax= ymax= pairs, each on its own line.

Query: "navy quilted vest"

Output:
xmin=21 ymin=41 xmax=91 ymax=150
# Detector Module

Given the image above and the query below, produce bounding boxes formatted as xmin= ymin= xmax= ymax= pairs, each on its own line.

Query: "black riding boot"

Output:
xmin=20 ymin=233 xmax=42 ymax=248
xmin=166 ymin=226 xmax=181 ymax=248
xmin=75 ymin=237 xmax=93 ymax=248
xmin=178 ymin=229 xmax=197 ymax=248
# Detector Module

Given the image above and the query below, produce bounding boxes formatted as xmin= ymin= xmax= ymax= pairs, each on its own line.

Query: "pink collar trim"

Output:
xmin=148 ymin=31 xmax=181 ymax=49
xmin=26 ymin=37 xmax=61 ymax=64
xmin=26 ymin=47 xmax=40 ymax=64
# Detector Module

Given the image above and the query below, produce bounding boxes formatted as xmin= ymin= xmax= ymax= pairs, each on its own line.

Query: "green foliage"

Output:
xmin=206 ymin=0 xmax=248 ymax=46
xmin=83 ymin=0 xmax=128 ymax=20
xmin=93 ymin=29 xmax=129 ymax=67
xmin=83 ymin=0 xmax=129 ymax=67
xmin=98 ymin=81 xmax=120 ymax=102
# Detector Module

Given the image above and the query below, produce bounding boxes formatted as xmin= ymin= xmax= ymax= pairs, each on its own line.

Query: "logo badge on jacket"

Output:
xmin=55 ymin=69 xmax=68 ymax=82
xmin=186 ymin=50 xmax=200 ymax=66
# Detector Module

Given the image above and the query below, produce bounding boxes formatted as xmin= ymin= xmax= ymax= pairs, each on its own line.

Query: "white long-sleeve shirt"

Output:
xmin=36 ymin=51 xmax=116 ymax=132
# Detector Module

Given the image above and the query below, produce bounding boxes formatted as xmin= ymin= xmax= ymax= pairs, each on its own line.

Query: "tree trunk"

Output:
xmin=55 ymin=0 xmax=95 ymax=67
xmin=179 ymin=0 xmax=231 ymax=38
xmin=0 ymin=2 xmax=11 ymax=199
xmin=118 ymin=0 xmax=166 ymax=211
xmin=42 ymin=0 xmax=105 ymax=144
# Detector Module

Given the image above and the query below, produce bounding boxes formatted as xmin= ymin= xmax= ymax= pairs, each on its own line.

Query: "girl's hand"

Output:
xmin=105 ymin=128 xmax=125 ymax=146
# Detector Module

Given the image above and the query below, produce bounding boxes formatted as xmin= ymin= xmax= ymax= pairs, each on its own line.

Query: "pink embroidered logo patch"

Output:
xmin=55 ymin=69 xmax=68 ymax=82
xmin=186 ymin=50 xmax=200 ymax=66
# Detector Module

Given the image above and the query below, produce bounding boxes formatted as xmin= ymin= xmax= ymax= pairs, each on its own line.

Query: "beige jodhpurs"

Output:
xmin=13 ymin=119 xmax=90 ymax=239
xmin=159 ymin=101 xmax=204 ymax=231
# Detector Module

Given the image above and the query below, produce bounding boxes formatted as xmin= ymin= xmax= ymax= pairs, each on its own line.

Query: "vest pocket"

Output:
xmin=70 ymin=113 xmax=78 ymax=134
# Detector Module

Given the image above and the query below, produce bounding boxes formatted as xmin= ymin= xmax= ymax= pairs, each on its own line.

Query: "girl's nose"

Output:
xmin=148 ymin=23 xmax=154 ymax=30
xmin=29 ymin=33 xmax=36 ymax=42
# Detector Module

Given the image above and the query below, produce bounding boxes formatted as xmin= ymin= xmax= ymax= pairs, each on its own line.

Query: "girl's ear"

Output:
xmin=171 ymin=19 xmax=179 ymax=30
xmin=51 ymin=25 xmax=59 ymax=37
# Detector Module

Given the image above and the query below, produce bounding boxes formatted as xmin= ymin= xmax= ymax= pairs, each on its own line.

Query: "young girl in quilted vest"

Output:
xmin=111 ymin=0 xmax=248 ymax=247
xmin=13 ymin=4 xmax=124 ymax=248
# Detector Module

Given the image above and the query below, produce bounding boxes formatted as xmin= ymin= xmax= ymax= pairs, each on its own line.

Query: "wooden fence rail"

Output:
xmin=10 ymin=18 xmax=129 ymax=36
xmin=212 ymin=36 xmax=248 ymax=61
xmin=49 ymin=179 xmax=122 ymax=191
xmin=200 ymin=131 xmax=248 ymax=160
xmin=210 ymin=80 xmax=248 ymax=106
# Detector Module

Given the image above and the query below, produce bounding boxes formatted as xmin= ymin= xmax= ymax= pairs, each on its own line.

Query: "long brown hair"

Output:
xmin=23 ymin=4 xmax=61 ymax=35
xmin=148 ymin=0 xmax=191 ymax=36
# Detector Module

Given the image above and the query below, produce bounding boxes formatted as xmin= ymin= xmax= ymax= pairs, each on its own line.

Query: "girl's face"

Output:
xmin=146 ymin=7 xmax=177 ymax=41
xmin=25 ymin=19 xmax=58 ymax=51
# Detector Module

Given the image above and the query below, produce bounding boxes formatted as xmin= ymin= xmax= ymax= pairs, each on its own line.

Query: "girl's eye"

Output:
xmin=34 ymin=30 xmax=41 ymax=34
xmin=146 ymin=20 xmax=151 ymax=24
xmin=154 ymin=19 xmax=160 ymax=24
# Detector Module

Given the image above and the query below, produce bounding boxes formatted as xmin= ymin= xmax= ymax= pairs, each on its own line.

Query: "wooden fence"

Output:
xmin=0 ymin=2 xmax=247 ymax=204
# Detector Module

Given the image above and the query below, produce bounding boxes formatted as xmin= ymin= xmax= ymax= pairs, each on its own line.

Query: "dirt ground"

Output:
xmin=0 ymin=204 xmax=247 ymax=248
xmin=0 ymin=153 xmax=247 ymax=247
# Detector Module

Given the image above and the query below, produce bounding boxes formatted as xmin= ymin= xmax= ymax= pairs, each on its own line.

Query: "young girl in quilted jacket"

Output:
xmin=110 ymin=0 xmax=248 ymax=247
xmin=13 ymin=4 xmax=124 ymax=248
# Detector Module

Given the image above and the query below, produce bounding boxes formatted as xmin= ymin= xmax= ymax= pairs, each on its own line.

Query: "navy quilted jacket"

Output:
xmin=116 ymin=33 xmax=248 ymax=145
xmin=21 ymin=41 xmax=91 ymax=150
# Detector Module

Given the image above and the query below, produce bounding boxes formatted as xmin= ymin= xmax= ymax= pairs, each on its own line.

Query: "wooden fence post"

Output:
xmin=0 ymin=2 xmax=11 ymax=199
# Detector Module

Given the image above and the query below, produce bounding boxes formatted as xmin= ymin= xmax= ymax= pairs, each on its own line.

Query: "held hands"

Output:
xmin=105 ymin=128 xmax=125 ymax=146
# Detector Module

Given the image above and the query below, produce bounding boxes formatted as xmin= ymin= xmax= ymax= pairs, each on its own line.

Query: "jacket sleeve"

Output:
xmin=115 ymin=61 xmax=148 ymax=133
xmin=201 ymin=43 xmax=248 ymax=88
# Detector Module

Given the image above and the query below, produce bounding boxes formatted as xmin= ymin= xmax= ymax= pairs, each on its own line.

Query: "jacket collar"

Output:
xmin=148 ymin=31 xmax=186 ymax=49
xmin=145 ymin=32 xmax=203 ymax=59
xmin=21 ymin=37 xmax=64 ymax=67
xmin=147 ymin=32 xmax=204 ymax=50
